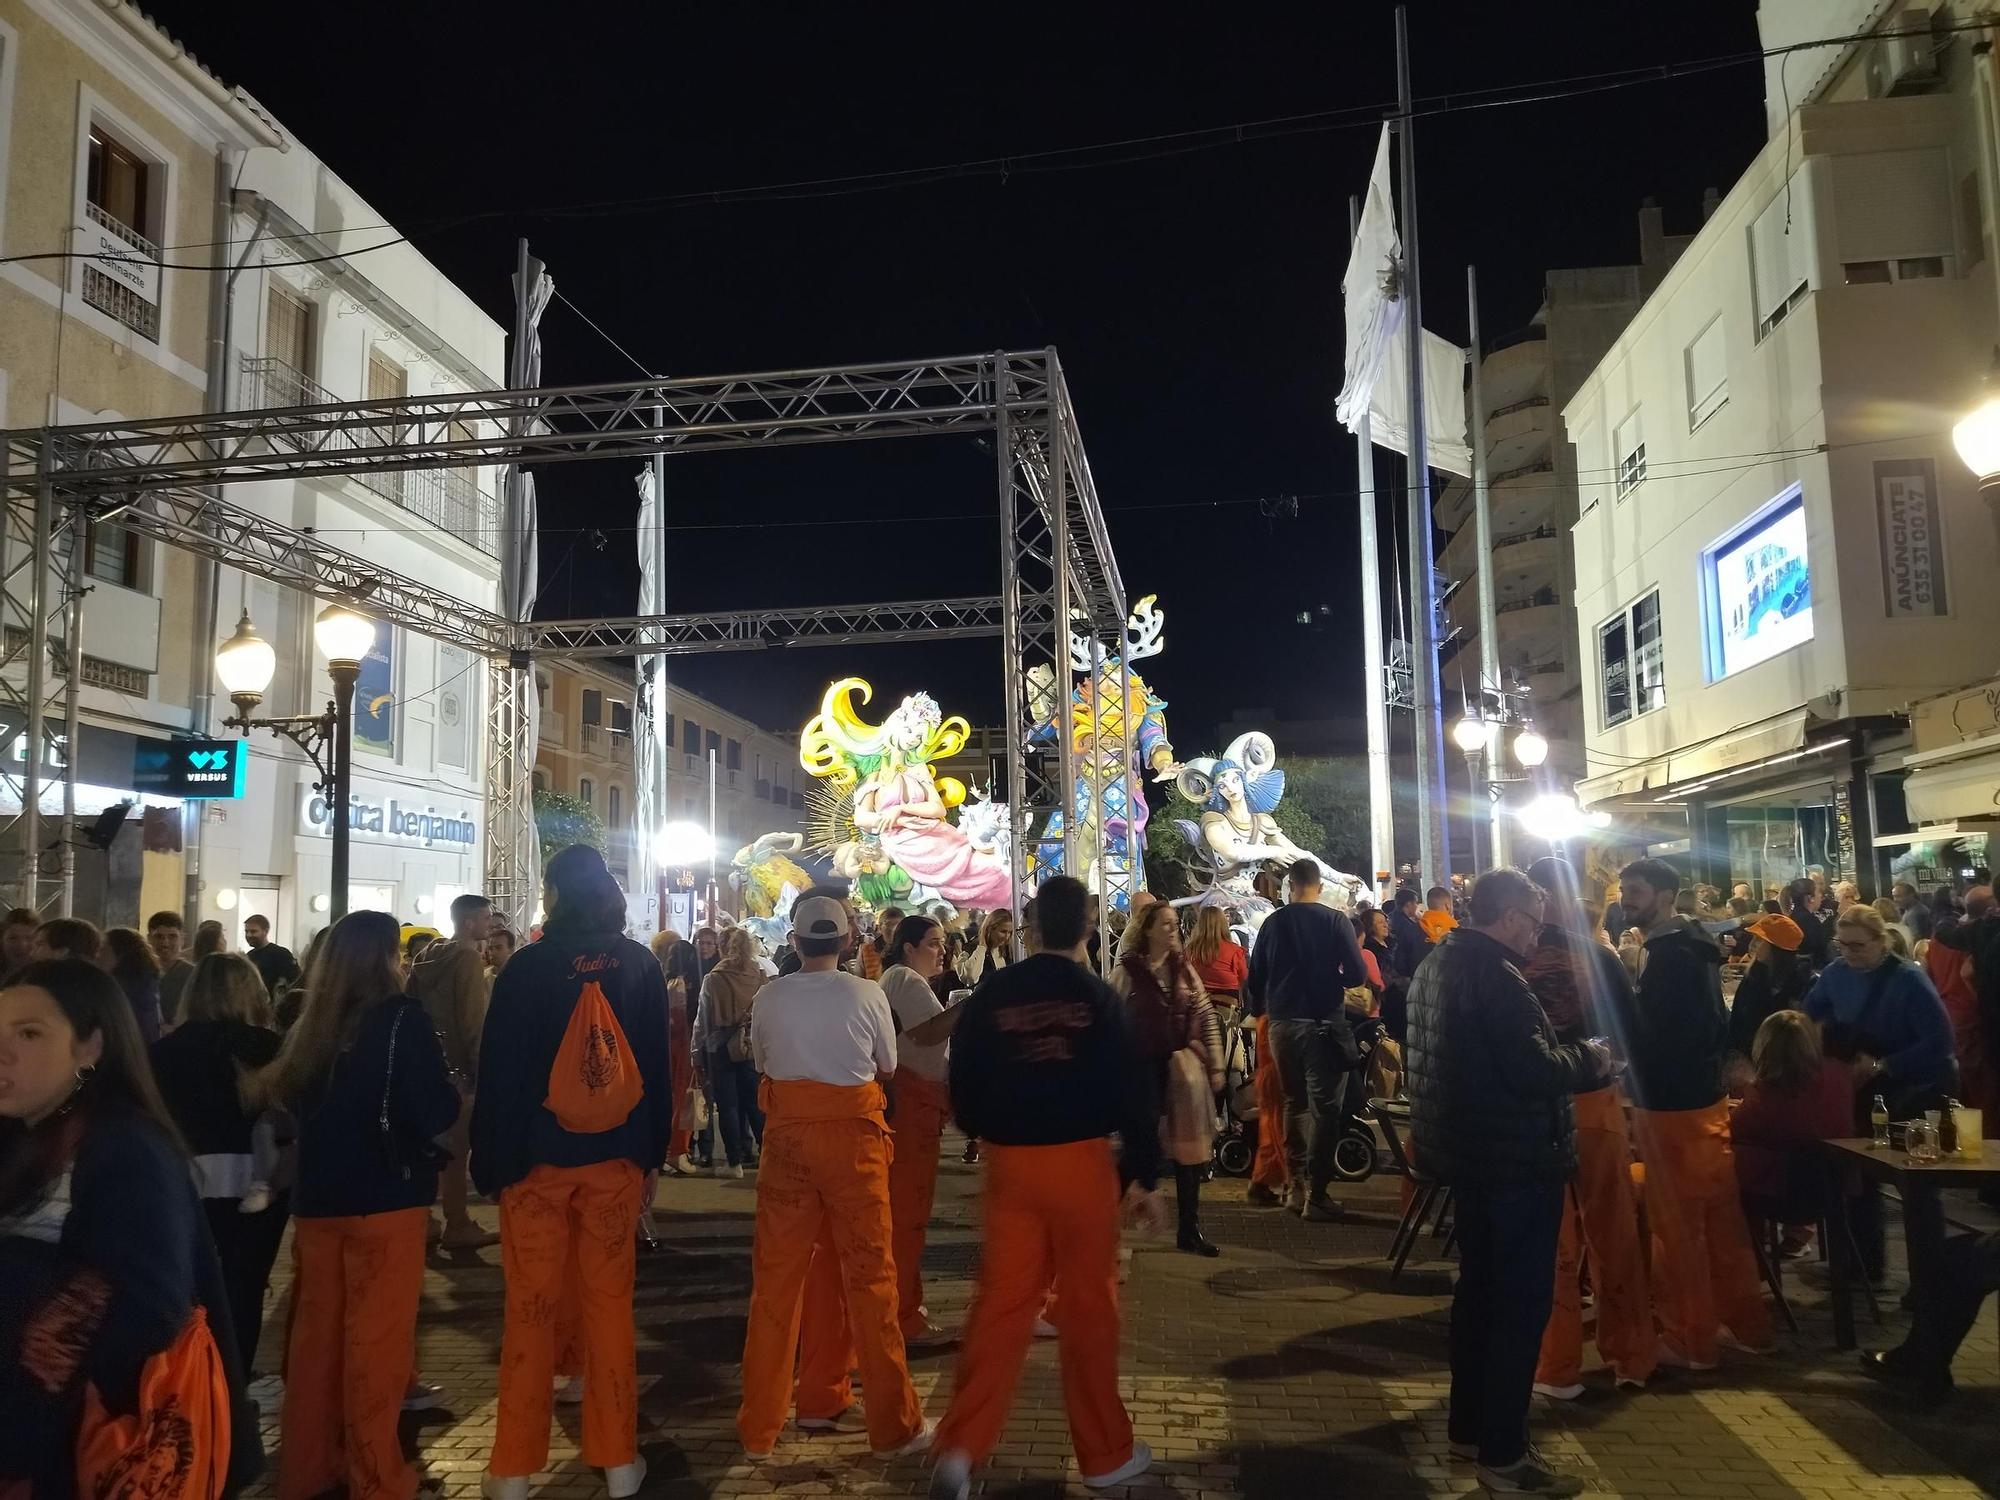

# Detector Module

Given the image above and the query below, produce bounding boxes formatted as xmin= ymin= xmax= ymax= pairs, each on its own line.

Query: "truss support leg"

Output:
xmin=58 ymin=503 xmax=85 ymax=916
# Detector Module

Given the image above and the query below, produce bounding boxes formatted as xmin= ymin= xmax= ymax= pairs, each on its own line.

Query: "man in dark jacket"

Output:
xmin=1617 ymin=857 xmax=1776 ymax=1370
xmin=1244 ymin=858 xmax=1371 ymax=1220
xmin=1404 ymin=867 xmax=1605 ymax=1497
xmin=1388 ymin=887 xmax=1433 ymax=983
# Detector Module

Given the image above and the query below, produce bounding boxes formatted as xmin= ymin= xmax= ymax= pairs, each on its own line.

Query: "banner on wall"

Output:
xmin=437 ymin=644 xmax=471 ymax=769
xmin=354 ymin=621 xmax=396 ymax=756
xmin=1876 ymin=458 xmax=1948 ymax=618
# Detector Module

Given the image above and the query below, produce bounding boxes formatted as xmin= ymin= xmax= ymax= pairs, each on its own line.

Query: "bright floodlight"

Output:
xmin=1513 ymin=725 xmax=1549 ymax=768
xmin=1517 ymin=792 xmax=1590 ymax=844
xmin=655 ymin=820 xmax=713 ymax=867
xmin=215 ymin=610 xmax=278 ymax=701
xmin=314 ymin=602 xmax=376 ymax=669
xmin=1452 ymin=709 xmax=1488 ymax=753
xmin=1955 ymin=352 xmax=2000 ymax=480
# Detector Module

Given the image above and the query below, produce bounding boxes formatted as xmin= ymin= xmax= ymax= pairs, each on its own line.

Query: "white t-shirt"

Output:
xmin=881 ymin=964 xmax=949 ymax=1083
xmin=750 ymin=967 xmax=897 ymax=1086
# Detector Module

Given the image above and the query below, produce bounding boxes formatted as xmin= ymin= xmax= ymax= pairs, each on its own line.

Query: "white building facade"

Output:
xmin=1566 ymin=12 xmax=2000 ymax=896
xmin=0 ymin=0 xmax=502 ymax=944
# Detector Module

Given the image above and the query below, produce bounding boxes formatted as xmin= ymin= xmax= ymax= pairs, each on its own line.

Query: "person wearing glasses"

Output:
xmin=1405 ymin=868 xmax=1610 ymax=1498
xmin=1805 ymin=902 xmax=1955 ymax=1282
xmin=1616 ymin=857 xmax=1775 ymax=1373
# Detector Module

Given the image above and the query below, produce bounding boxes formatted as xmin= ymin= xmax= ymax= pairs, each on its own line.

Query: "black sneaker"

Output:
xmin=1475 ymin=1446 xmax=1584 ymax=1495
xmin=1302 ymin=1195 xmax=1344 ymax=1222
xmin=1246 ymin=1182 xmax=1283 ymax=1207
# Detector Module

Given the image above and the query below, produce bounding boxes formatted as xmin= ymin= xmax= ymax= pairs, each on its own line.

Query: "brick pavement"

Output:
xmin=244 ymin=1136 xmax=2000 ymax=1499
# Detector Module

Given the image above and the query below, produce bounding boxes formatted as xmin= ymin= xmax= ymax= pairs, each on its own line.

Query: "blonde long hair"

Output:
xmin=1185 ymin=906 xmax=1231 ymax=967
xmin=255 ymin=910 xmax=405 ymax=1106
xmin=799 ymin=677 xmax=968 ymax=789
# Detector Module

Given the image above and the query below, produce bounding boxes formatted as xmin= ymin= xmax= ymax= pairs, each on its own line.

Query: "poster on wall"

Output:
xmin=437 ymin=644 xmax=470 ymax=769
xmin=1876 ymin=458 xmax=1948 ymax=618
xmin=354 ymin=621 xmax=396 ymax=756
xmin=1706 ymin=491 xmax=1813 ymax=679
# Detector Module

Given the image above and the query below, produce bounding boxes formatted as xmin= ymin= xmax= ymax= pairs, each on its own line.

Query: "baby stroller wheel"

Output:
xmin=1215 ymin=1134 xmax=1254 ymax=1177
xmin=1331 ymin=1129 xmax=1376 ymax=1182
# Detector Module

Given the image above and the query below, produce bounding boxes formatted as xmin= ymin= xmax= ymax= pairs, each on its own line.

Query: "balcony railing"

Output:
xmin=1491 ymin=458 xmax=1556 ymax=489
xmin=581 ymin=722 xmax=603 ymax=753
xmin=79 ymin=202 xmax=161 ymax=341
xmin=1487 ymin=395 xmax=1550 ymax=424
xmin=238 ymin=356 xmax=501 ymax=555
xmin=1498 ymin=587 xmax=1561 ymax=616
xmin=1494 ymin=524 xmax=1561 ymax=552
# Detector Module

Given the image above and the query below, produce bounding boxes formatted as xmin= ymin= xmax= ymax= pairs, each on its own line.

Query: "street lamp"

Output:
xmin=1512 ymin=723 xmax=1549 ymax=770
xmin=1453 ymin=706 xmax=1488 ymax=872
xmin=1952 ymin=349 xmax=2000 ymax=494
xmin=217 ymin=602 xmax=373 ymax=922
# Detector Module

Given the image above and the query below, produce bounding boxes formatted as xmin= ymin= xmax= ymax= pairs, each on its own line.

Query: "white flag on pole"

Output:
xmin=1335 ymin=124 xmax=1473 ymax=478
xmin=1335 ymin=126 xmax=1403 ymax=431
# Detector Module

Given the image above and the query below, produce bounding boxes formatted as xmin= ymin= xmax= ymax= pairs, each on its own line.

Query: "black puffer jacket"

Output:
xmin=1618 ymin=916 xmax=1729 ymax=1112
xmin=1405 ymin=929 xmax=1601 ymax=1186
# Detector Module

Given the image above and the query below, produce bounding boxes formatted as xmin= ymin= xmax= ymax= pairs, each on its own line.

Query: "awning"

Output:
xmin=1873 ymin=818 xmax=2000 ymax=849
xmin=1902 ymin=737 xmax=2000 ymax=824
xmin=1575 ymin=707 xmax=1814 ymax=807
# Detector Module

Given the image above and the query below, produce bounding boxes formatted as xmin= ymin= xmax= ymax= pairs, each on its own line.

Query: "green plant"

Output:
xmin=533 ymin=787 xmax=605 ymax=871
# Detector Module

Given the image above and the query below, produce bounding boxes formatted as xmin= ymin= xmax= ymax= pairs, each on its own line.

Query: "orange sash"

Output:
xmin=758 ymin=1075 xmax=887 ymax=1129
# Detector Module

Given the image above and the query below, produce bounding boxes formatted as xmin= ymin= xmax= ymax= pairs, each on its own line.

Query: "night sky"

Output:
xmin=142 ymin=1 xmax=1765 ymax=753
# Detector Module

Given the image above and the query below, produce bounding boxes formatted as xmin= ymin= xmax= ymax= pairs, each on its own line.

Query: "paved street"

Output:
xmin=246 ymin=1135 xmax=2000 ymax=1499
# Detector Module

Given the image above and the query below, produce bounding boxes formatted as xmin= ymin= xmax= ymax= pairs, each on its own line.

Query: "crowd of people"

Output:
xmin=4 ymin=847 xmax=1998 ymax=1500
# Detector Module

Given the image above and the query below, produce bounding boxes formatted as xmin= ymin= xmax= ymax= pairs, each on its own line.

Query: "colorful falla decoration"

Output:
xmin=1028 ymin=593 xmax=1177 ymax=911
xmin=799 ymin=678 xmax=1013 ymax=910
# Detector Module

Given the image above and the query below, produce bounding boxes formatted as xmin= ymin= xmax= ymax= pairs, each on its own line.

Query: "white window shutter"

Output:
xmin=1829 ymin=148 xmax=1953 ymax=265
xmin=1686 ymin=318 xmax=1727 ymax=426
xmin=1749 ymin=180 xmax=1814 ymax=327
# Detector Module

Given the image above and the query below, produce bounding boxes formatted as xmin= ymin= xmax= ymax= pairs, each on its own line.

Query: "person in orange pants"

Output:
xmin=1520 ymin=856 xmax=1658 ymax=1396
xmin=737 ymin=895 xmax=928 ymax=1462
xmin=879 ymin=914 xmax=968 ymax=1343
xmin=793 ymin=1220 xmax=861 ymax=1428
xmin=471 ymin=845 xmax=674 ymax=1500
xmin=1615 ymin=857 xmax=1774 ymax=1370
xmin=1247 ymin=1012 xmax=1290 ymax=1204
xmin=929 ymin=876 xmax=1164 ymax=1500
xmin=280 ymin=1207 xmax=432 ymax=1500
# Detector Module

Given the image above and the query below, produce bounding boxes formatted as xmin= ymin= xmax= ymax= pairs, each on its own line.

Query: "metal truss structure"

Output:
xmin=0 ymin=349 xmax=1134 ymax=929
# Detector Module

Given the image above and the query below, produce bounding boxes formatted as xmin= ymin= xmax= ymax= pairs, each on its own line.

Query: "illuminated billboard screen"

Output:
xmin=1705 ymin=489 xmax=1812 ymax=680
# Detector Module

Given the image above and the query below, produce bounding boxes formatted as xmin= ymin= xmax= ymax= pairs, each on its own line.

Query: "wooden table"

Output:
xmin=1817 ymin=1138 xmax=2000 ymax=1351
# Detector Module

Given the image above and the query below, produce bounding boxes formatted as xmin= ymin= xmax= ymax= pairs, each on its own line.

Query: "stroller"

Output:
xmin=1213 ymin=1011 xmax=1387 ymax=1182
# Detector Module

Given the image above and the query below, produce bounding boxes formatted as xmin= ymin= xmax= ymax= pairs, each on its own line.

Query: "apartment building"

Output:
xmin=1565 ymin=6 xmax=2000 ymax=897
xmin=0 ymin=0 xmax=503 ymax=941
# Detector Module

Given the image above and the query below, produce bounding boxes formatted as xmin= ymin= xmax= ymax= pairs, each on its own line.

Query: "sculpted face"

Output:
xmin=1215 ymin=769 xmax=1246 ymax=808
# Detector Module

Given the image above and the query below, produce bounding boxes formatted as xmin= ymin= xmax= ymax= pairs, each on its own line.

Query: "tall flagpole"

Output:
xmin=1351 ymin=196 xmax=1396 ymax=897
xmin=1467 ymin=265 xmax=1506 ymax=868
xmin=1397 ymin=4 xmax=1450 ymax=887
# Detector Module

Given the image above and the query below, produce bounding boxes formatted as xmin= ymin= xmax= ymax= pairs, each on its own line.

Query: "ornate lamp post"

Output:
xmin=215 ymin=602 xmax=374 ymax=921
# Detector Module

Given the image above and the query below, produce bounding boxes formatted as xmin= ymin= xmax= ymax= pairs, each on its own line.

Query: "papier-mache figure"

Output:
xmin=1173 ymin=731 xmax=1364 ymax=928
xmin=1028 ymin=593 xmax=1179 ymax=911
xmin=799 ymin=677 xmax=1013 ymax=910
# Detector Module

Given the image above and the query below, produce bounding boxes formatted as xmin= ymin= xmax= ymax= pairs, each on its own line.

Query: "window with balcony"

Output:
xmin=609 ymin=699 xmax=632 ymax=735
xmin=726 ymin=738 xmax=742 ymax=771
xmin=266 ymin=282 xmax=314 ymax=388
xmin=1598 ymin=589 xmax=1665 ymax=729
xmin=608 ymin=785 xmax=622 ymax=828
xmin=365 ymin=351 xmax=408 ymax=501
xmin=579 ymin=776 xmax=594 ymax=807
xmin=1685 ymin=317 xmax=1727 ymax=431
xmin=582 ymin=689 xmax=603 ymax=726
xmin=81 ymin=124 xmax=162 ymax=341
xmin=1615 ymin=412 xmax=1646 ymax=499
xmin=663 ymin=712 xmax=675 ymax=745
xmin=705 ymin=730 xmax=720 ymax=761
xmin=682 ymin=719 xmax=700 ymax=755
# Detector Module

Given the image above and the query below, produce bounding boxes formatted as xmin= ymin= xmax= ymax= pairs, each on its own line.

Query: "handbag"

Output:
xmin=379 ymin=1003 xmax=450 ymax=1179
xmin=725 ymin=1020 xmax=754 ymax=1065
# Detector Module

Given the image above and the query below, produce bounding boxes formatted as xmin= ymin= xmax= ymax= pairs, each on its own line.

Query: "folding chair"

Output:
xmin=1372 ymin=1099 xmax=1444 ymax=1282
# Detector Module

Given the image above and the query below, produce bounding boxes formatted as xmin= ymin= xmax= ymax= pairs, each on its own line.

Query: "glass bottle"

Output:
xmin=1870 ymin=1094 xmax=1891 ymax=1148
xmin=1940 ymin=1099 xmax=1960 ymax=1156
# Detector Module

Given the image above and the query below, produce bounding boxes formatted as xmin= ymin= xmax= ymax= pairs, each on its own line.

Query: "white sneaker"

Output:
xmin=402 ymin=1379 xmax=446 ymax=1411
xmin=929 ymin=1450 xmax=972 ymax=1500
xmin=711 ymin=1160 xmax=732 ymax=1178
xmin=1532 ymin=1381 xmax=1585 ymax=1401
xmin=238 ymin=1182 xmax=272 ymax=1215
xmin=554 ymin=1374 xmax=584 ymax=1405
xmin=481 ymin=1476 xmax=529 ymax=1500
xmin=1032 ymin=1316 xmax=1059 ymax=1339
xmin=604 ymin=1455 xmax=646 ymax=1499
xmin=872 ymin=1418 xmax=935 ymax=1461
xmin=670 ymin=1154 xmax=697 ymax=1176
xmin=1082 ymin=1439 xmax=1153 ymax=1488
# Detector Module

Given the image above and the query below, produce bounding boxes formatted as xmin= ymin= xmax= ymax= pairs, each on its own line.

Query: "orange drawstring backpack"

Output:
xmin=545 ymin=974 xmax=643 ymax=1133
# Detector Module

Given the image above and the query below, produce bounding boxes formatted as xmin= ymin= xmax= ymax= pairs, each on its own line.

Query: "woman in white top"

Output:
xmin=956 ymin=909 xmax=1014 ymax=987
xmin=880 ymin=915 xmax=966 ymax=1345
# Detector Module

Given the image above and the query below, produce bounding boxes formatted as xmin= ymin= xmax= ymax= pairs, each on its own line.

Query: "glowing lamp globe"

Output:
xmin=1517 ymin=792 xmax=1589 ymax=844
xmin=1955 ymin=352 xmax=2000 ymax=481
xmin=1513 ymin=725 xmax=1549 ymax=768
xmin=655 ymin=820 xmax=713 ymax=868
xmin=314 ymin=602 xmax=376 ymax=670
xmin=1452 ymin=710 xmax=1488 ymax=753
xmin=215 ymin=610 xmax=277 ymax=711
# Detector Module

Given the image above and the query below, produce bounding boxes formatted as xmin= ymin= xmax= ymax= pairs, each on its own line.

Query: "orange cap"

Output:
xmin=1744 ymin=913 xmax=1804 ymax=952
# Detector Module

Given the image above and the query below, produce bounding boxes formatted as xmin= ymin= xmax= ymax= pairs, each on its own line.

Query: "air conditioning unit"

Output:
xmin=1867 ymin=9 xmax=1940 ymax=97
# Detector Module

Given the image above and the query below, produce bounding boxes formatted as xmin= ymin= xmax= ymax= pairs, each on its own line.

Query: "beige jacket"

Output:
xmin=408 ymin=937 xmax=490 ymax=1085
xmin=695 ymin=960 xmax=765 ymax=1054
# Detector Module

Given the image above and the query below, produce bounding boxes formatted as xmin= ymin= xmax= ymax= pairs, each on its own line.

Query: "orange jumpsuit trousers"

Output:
xmin=1250 ymin=1015 xmax=1289 ymax=1193
xmin=794 ymin=1219 xmax=859 ymax=1422
xmin=887 ymin=1070 xmax=953 ymax=1337
xmin=933 ymin=1139 xmax=1134 ymax=1478
xmin=490 ymin=1160 xmax=646 ymax=1478
xmin=738 ymin=1077 xmax=924 ymax=1456
xmin=278 ymin=1206 xmax=429 ymax=1500
xmin=1632 ymin=1100 xmax=1773 ymax=1367
xmin=1537 ymin=1086 xmax=1657 ymax=1388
